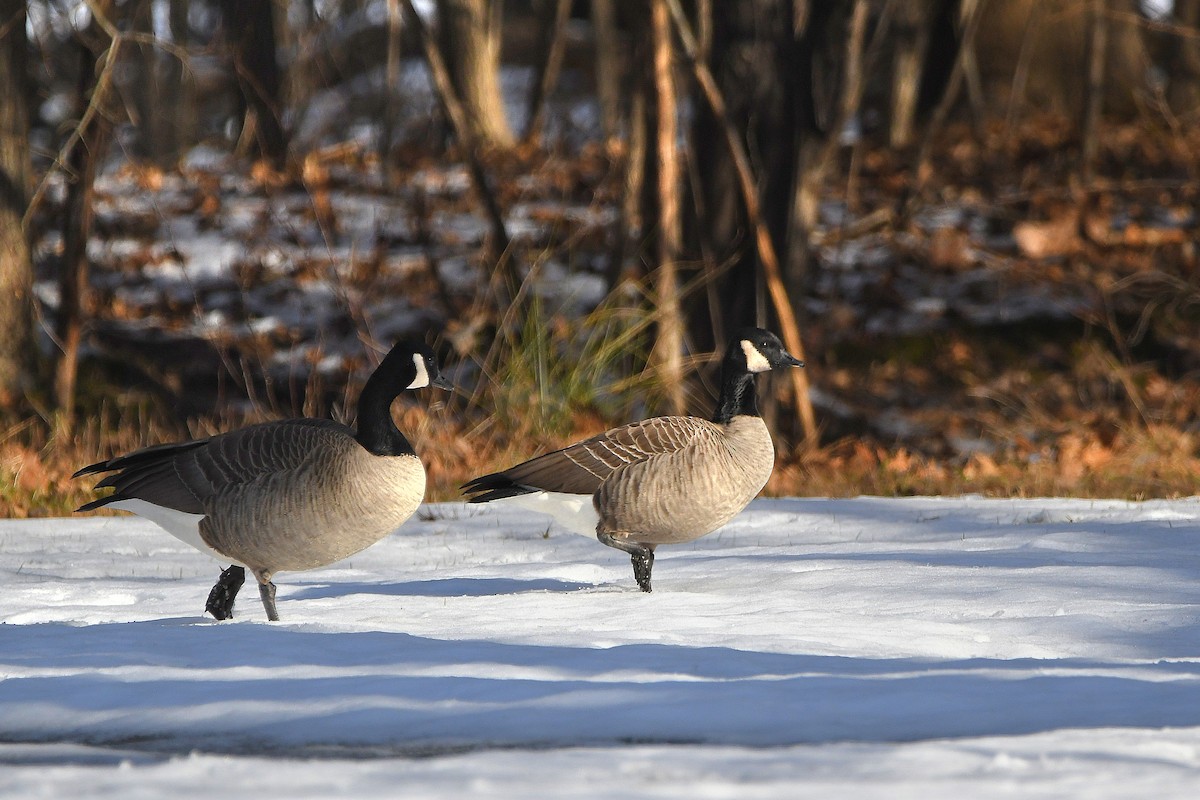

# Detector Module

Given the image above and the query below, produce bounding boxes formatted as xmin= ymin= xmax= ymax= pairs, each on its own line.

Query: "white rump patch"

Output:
xmin=741 ymin=340 xmax=772 ymax=373
xmin=498 ymin=491 xmax=599 ymax=538
xmin=407 ymin=353 xmax=430 ymax=389
xmin=108 ymin=499 xmax=236 ymax=564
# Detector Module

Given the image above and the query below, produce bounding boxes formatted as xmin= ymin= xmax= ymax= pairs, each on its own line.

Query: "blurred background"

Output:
xmin=1 ymin=0 xmax=1199 ymax=514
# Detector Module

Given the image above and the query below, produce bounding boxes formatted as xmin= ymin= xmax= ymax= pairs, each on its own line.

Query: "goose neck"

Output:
xmin=712 ymin=369 xmax=758 ymax=425
xmin=354 ymin=376 xmax=415 ymax=456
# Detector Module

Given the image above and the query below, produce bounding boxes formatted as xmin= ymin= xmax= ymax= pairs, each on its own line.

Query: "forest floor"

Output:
xmin=4 ymin=112 xmax=1200 ymax=515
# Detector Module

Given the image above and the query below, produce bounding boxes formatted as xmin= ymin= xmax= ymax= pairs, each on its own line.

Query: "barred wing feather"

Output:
xmin=466 ymin=416 xmax=717 ymax=499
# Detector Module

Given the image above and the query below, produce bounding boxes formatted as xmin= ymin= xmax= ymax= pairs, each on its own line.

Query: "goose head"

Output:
xmin=712 ymin=328 xmax=804 ymax=423
xmin=356 ymin=340 xmax=452 ymax=455
xmin=401 ymin=341 xmax=455 ymax=391
xmin=371 ymin=340 xmax=454 ymax=395
xmin=730 ymin=328 xmax=805 ymax=374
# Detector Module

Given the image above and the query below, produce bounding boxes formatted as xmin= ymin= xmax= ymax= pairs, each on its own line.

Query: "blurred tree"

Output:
xmin=674 ymin=0 xmax=818 ymax=445
xmin=643 ymin=0 xmax=685 ymax=414
xmin=437 ymin=0 xmax=514 ymax=146
xmin=163 ymin=0 xmax=197 ymax=162
xmin=973 ymin=0 xmax=1149 ymax=121
xmin=403 ymin=0 xmax=519 ymax=304
xmin=689 ymin=0 xmax=798 ymax=349
xmin=1081 ymin=0 xmax=1110 ymax=180
xmin=689 ymin=0 xmax=851 ymax=337
xmin=890 ymin=0 xmax=941 ymax=148
xmin=124 ymin=0 xmax=192 ymax=166
xmin=129 ymin=0 xmax=155 ymax=160
xmin=522 ymin=0 xmax=571 ymax=144
xmin=591 ymin=0 xmax=623 ymax=144
xmin=55 ymin=0 xmax=117 ymax=427
xmin=0 ymin=0 xmax=32 ymax=409
xmin=1168 ymin=0 xmax=1200 ymax=117
xmin=383 ymin=0 xmax=404 ymax=162
xmin=220 ymin=0 xmax=288 ymax=166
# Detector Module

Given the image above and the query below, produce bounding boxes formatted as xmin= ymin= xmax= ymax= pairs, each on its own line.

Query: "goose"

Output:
xmin=462 ymin=327 xmax=804 ymax=592
xmin=74 ymin=339 xmax=452 ymax=621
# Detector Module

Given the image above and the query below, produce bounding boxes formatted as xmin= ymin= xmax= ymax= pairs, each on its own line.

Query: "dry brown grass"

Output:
xmin=771 ymin=424 xmax=1200 ymax=501
xmin=7 ymin=399 xmax=1198 ymax=521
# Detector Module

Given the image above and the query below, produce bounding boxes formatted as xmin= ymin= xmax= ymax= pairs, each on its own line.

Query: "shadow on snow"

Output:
xmin=2 ymin=619 xmax=1200 ymax=755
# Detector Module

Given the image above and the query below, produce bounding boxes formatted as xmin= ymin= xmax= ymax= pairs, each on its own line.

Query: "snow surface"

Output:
xmin=3 ymin=496 xmax=1200 ymax=797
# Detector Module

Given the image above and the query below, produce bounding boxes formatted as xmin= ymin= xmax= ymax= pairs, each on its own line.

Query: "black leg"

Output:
xmin=597 ymin=532 xmax=655 ymax=592
xmin=630 ymin=548 xmax=654 ymax=593
xmin=205 ymin=565 xmax=246 ymax=620
xmin=257 ymin=575 xmax=280 ymax=621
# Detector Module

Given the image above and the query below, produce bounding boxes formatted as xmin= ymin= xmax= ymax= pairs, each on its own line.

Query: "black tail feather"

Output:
xmin=73 ymin=438 xmax=211 ymax=514
xmin=72 ymin=459 xmax=114 ymax=479
xmin=72 ymin=439 xmax=209 ymax=479
xmin=461 ymin=472 xmax=537 ymax=503
xmin=76 ymin=494 xmax=121 ymax=513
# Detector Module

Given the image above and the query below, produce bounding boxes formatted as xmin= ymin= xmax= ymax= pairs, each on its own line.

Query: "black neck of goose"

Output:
xmin=354 ymin=371 xmax=416 ymax=457
xmin=712 ymin=366 xmax=758 ymax=424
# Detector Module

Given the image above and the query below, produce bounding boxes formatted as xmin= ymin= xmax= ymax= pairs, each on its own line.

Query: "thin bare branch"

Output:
xmin=22 ymin=17 xmax=195 ymax=230
xmin=23 ymin=37 xmax=121 ymax=231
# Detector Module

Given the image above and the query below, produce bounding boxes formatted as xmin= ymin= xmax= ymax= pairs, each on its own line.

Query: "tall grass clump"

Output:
xmin=478 ymin=282 xmax=661 ymax=445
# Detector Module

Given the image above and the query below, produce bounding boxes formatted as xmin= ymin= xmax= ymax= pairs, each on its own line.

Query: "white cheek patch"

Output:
xmin=407 ymin=353 xmax=431 ymax=389
xmin=741 ymin=340 xmax=772 ymax=373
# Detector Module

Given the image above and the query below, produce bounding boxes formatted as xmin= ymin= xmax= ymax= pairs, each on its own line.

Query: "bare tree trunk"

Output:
xmin=381 ymin=0 xmax=404 ymax=165
xmin=523 ymin=0 xmax=572 ymax=145
xmin=786 ymin=0 xmax=871 ymax=331
xmin=667 ymin=0 xmax=818 ymax=447
xmin=1169 ymin=0 xmax=1200 ymax=117
xmin=974 ymin=0 xmax=1145 ymax=121
xmin=647 ymin=0 xmax=685 ymax=415
xmin=220 ymin=0 xmax=288 ymax=167
xmin=55 ymin=4 xmax=117 ymax=427
xmin=695 ymin=0 xmax=712 ymax=59
xmin=403 ymin=0 xmax=519 ymax=303
xmin=160 ymin=0 xmax=195 ymax=164
xmin=590 ymin=0 xmax=622 ymax=144
xmin=890 ymin=0 xmax=937 ymax=148
xmin=437 ymin=0 xmax=513 ymax=147
xmin=691 ymin=0 xmax=795 ymax=354
xmin=129 ymin=0 xmax=156 ymax=161
xmin=1081 ymin=0 xmax=1109 ymax=182
xmin=277 ymin=0 xmax=309 ymax=116
xmin=0 ymin=0 xmax=32 ymax=407
xmin=609 ymin=76 xmax=646 ymax=292
xmin=794 ymin=0 xmax=869 ymax=236
xmin=914 ymin=0 xmax=986 ymax=195
xmin=794 ymin=0 xmax=810 ymax=34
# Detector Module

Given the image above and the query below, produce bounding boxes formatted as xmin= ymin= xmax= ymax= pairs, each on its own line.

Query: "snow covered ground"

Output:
xmin=3 ymin=496 xmax=1200 ymax=797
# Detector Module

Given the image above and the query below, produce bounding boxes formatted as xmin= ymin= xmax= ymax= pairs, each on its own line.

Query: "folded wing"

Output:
xmin=75 ymin=419 xmax=353 ymax=514
xmin=463 ymin=415 xmax=715 ymax=501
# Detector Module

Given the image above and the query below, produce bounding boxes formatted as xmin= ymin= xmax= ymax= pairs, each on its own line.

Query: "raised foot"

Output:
xmin=205 ymin=565 xmax=246 ymax=620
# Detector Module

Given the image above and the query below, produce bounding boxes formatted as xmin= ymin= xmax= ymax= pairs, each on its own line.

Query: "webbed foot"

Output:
xmin=205 ymin=565 xmax=246 ymax=620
